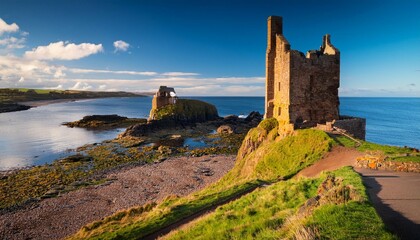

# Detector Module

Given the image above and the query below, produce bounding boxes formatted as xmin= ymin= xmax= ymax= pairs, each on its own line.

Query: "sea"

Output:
xmin=0 ymin=97 xmax=419 ymax=170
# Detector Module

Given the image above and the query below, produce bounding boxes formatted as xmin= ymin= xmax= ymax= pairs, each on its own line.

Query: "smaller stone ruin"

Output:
xmin=152 ymin=86 xmax=178 ymax=109
xmin=149 ymin=86 xmax=178 ymax=120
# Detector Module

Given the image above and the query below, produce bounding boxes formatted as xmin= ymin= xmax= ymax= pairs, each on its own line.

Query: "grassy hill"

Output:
xmin=69 ymin=119 xmax=396 ymax=240
xmin=0 ymin=88 xmax=144 ymax=113
xmin=0 ymin=88 xmax=143 ymax=102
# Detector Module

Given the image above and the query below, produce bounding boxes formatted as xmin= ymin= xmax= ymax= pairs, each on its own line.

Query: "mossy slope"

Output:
xmin=150 ymin=99 xmax=219 ymax=122
xmin=224 ymin=119 xmax=333 ymax=182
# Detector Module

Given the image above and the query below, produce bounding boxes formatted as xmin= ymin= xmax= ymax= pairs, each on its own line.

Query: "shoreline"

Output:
xmin=0 ymin=154 xmax=236 ymax=240
xmin=18 ymin=98 xmax=81 ymax=107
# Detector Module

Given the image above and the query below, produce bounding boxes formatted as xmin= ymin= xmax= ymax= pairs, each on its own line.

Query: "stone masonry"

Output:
xmin=151 ymin=86 xmax=178 ymax=110
xmin=149 ymin=86 xmax=178 ymax=120
xmin=265 ymin=16 xmax=365 ymax=139
xmin=265 ymin=16 xmax=340 ymax=126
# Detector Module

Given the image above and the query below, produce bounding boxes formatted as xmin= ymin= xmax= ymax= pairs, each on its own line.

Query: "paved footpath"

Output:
xmin=356 ymin=168 xmax=420 ymax=240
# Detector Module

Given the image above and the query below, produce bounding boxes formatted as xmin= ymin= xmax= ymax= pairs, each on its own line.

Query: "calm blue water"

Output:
xmin=0 ymin=97 xmax=418 ymax=170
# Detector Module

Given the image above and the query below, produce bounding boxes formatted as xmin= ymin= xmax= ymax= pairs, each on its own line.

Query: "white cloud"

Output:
xmin=24 ymin=41 xmax=103 ymax=60
xmin=162 ymin=72 xmax=200 ymax=76
xmin=69 ymin=68 xmax=157 ymax=76
xmin=0 ymin=18 xmax=19 ymax=35
xmin=50 ymin=76 xmax=265 ymax=96
xmin=71 ymin=81 xmax=93 ymax=90
xmin=0 ymin=53 xmax=265 ymax=96
xmin=51 ymin=84 xmax=64 ymax=90
xmin=53 ymin=67 xmax=66 ymax=78
xmin=0 ymin=37 xmax=26 ymax=49
xmin=0 ymin=55 xmax=65 ymax=81
xmin=113 ymin=40 xmax=130 ymax=52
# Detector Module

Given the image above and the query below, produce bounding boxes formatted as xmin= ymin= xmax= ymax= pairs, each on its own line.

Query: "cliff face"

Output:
xmin=149 ymin=99 xmax=218 ymax=123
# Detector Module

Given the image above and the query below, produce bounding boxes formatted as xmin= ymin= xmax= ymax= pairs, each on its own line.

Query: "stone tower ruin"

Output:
xmin=151 ymin=86 xmax=178 ymax=110
xmin=149 ymin=86 xmax=178 ymax=121
xmin=265 ymin=16 xmax=340 ymax=133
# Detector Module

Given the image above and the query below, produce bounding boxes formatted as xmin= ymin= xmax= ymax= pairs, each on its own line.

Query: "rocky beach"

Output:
xmin=0 ymin=95 xmax=262 ymax=239
xmin=0 ymin=155 xmax=235 ymax=240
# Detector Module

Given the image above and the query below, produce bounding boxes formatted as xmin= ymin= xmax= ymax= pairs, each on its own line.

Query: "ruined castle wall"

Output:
xmin=273 ymin=34 xmax=291 ymax=125
xmin=265 ymin=16 xmax=283 ymax=118
xmin=333 ymin=116 xmax=366 ymax=140
xmin=288 ymin=49 xmax=340 ymax=125
xmin=152 ymin=96 xmax=176 ymax=110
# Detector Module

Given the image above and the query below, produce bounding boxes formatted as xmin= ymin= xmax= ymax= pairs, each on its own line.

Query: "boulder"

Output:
xmin=64 ymin=114 xmax=146 ymax=129
xmin=223 ymin=115 xmax=239 ymax=123
xmin=217 ymin=125 xmax=235 ymax=134
xmin=245 ymin=111 xmax=263 ymax=122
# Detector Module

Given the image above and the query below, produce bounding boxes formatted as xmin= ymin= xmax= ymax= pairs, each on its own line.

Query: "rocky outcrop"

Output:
xmin=0 ymin=103 xmax=31 ymax=113
xmin=121 ymin=111 xmax=263 ymax=138
xmin=63 ymin=115 xmax=146 ymax=129
xmin=356 ymin=154 xmax=420 ymax=173
xmin=122 ymin=99 xmax=219 ymax=137
xmin=217 ymin=125 xmax=235 ymax=134
xmin=298 ymin=174 xmax=362 ymax=215
xmin=245 ymin=111 xmax=263 ymax=123
xmin=149 ymin=99 xmax=219 ymax=123
xmin=237 ymin=118 xmax=279 ymax=159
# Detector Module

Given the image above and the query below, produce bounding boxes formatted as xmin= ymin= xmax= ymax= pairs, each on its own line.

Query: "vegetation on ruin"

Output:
xmin=150 ymin=99 xmax=219 ymax=122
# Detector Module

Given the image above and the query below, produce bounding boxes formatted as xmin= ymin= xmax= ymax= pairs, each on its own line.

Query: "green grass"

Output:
xmin=334 ymin=135 xmax=420 ymax=163
xmin=164 ymin=167 xmax=395 ymax=240
xmin=390 ymin=155 xmax=420 ymax=162
xmin=165 ymin=178 xmax=321 ymax=240
xmin=255 ymin=129 xmax=333 ymax=180
xmin=302 ymin=167 xmax=394 ymax=239
xmin=13 ymin=88 xmax=60 ymax=94
xmin=306 ymin=202 xmax=395 ymax=240
xmin=225 ymin=128 xmax=333 ymax=182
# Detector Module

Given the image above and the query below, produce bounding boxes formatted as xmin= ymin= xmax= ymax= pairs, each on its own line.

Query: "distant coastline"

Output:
xmin=0 ymin=88 xmax=152 ymax=113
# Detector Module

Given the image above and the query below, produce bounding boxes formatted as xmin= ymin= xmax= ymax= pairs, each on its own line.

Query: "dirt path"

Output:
xmin=296 ymin=146 xmax=363 ymax=178
xmin=356 ymin=168 xmax=420 ymax=240
xmin=297 ymin=146 xmax=420 ymax=239
xmin=0 ymin=155 xmax=236 ymax=240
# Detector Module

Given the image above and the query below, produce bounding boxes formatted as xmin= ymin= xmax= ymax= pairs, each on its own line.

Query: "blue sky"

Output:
xmin=0 ymin=0 xmax=419 ymax=96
